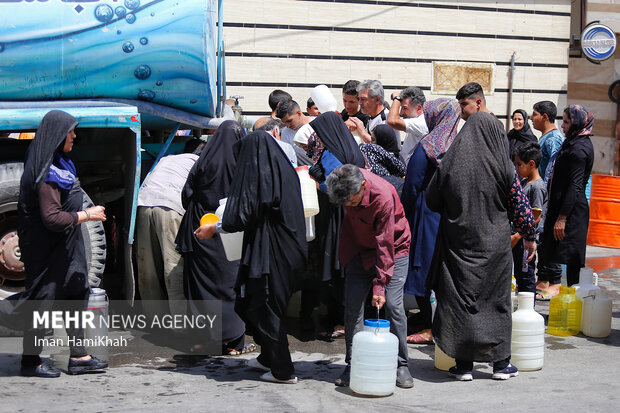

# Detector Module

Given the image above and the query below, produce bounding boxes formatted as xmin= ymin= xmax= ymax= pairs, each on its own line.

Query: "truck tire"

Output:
xmin=0 ymin=162 xmax=106 ymax=298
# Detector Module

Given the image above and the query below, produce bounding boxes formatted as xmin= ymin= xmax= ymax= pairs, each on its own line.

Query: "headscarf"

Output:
xmin=222 ymin=130 xmax=307 ymax=281
xmin=373 ymin=124 xmax=400 ymax=157
xmin=564 ymin=104 xmax=594 ymax=140
xmin=22 ymin=110 xmax=78 ymax=193
xmin=420 ymin=98 xmax=461 ymax=163
xmin=507 ymin=109 xmax=537 ymax=156
xmin=309 ymin=111 xmax=366 ymax=167
xmin=185 ymin=120 xmax=245 ymax=211
xmin=176 ymin=120 xmax=245 ymax=253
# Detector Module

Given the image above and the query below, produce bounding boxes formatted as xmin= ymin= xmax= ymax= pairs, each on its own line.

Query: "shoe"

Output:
xmin=21 ymin=362 xmax=61 ymax=378
xmin=334 ymin=365 xmax=350 ymax=387
xmin=448 ymin=366 xmax=473 ymax=381
xmin=492 ymin=363 xmax=519 ymax=380
xmin=396 ymin=366 xmax=414 ymax=388
xmin=260 ymin=371 xmax=298 ymax=384
xmin=226 ymin=343 xmax=257 ymax=356
xmin=67 ymin=355 xmax=108 ymax=375
xmin=247 ymin=357 xmax=270 ymax=372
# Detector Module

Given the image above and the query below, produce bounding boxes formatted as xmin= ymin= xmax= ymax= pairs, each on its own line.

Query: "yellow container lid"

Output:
xmin=200 ymin=213 xmax=219 ymax=226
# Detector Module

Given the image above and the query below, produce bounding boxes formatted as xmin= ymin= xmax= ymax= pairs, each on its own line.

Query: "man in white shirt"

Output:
xmin=348 ymin=79 xmax=397 ymax=145
xmin=388 ymin=86 xmax=429 ymax=165
xmin=136 ymin=140 xmax=202 ymax=317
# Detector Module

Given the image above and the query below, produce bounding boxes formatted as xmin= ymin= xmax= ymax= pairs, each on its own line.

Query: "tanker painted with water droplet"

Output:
xmin=0 ymin=0 xmax=218 ymax=118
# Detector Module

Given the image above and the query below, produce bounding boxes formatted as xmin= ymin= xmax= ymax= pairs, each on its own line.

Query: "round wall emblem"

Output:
xmin=581 ymin=23 xmax=617 ymax=62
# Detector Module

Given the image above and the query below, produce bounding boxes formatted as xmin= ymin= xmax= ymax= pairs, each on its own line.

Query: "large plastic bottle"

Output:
xmin=85 ymin=288 xmax=109 ymax=362
xmin=572 ymin=267 xmax=600 ymax=331
xmin=215 ymin=198 xmax=244 ymax=261
xmin=582 ymin=290 xmax=613 ymax=338
xmin=350 ymin=319 xmax=398 ymax=396
xmin=511 ymin=292 xmax=544 ymax=371
xmin=434 ymin=343 xmax=455 ymax=371
xmin=547 ymin=286 xmax=582 ymax=336
xmin=295 ymin=166 xmax=320 ymax=217
xmin=311 ymin=85 xmax=338 ymax=113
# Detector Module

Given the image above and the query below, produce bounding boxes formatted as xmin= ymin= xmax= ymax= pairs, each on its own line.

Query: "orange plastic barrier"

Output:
xmin=587 ymin=174 xmax=620 ymax=248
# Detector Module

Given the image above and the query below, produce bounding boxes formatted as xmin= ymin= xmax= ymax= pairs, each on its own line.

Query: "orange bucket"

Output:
xmin=587 ymin=174 xmax=620 ymax=248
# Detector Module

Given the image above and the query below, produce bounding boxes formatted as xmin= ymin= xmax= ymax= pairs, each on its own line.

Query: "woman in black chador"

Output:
xmin=9 ymin=110 xmax=108 ymax=377
xmin=175 ymin=120 xmax=250 ymax=355
xmin=195 ymin=130 xmax=307 ymax=384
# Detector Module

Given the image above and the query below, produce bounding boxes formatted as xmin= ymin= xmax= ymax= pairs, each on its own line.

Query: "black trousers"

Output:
xmin=236 ymin=277 xmax=294 ymax=381
xmin=22 ymin=293 xmax=89 ymax=367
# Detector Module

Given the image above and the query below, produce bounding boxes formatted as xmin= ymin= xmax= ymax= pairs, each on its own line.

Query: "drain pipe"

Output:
xmin=506 ymin=52 xmax=516 ymax=134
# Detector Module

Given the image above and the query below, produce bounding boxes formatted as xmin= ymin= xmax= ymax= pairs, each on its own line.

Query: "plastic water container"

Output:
xmin=215 ymin=198 xmax=244 ymax=261
xmin=582 ymin=290 xmax=612 ymax=338
xmin=295 ymin=166 xmax=320 ymax=217
xmin=85 ymin=288 xmax=109 ymax=362
xmin=573 ymin=267 xmax=600 ymax=301
xmin=350 ymin=319 xmax=398 ymax=396
xmin=305 ymin=216 xmax=315 ymax=242
xmin=573 ymin=267 xmax=600 ymax=330
xmin=434 ymin=343 xmax=455 ymax=371
xmin=547 ymin=286 xmax=582 ymax=336
xmin=311 ymin=84 xmax=338 ymax=113
xmin=53 ymin=288 xmax=109 ymax=363
xmin=511 ymin=292 xmax=544 ymax=371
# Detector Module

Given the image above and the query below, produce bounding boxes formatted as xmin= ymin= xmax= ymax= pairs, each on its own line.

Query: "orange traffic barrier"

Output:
xmin=587 ymin=174 xmax=620 ymax=248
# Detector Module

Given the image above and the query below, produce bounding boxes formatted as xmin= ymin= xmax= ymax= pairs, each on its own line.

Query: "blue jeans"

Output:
xmin=343 ymin=255 xmax=409 ymax=367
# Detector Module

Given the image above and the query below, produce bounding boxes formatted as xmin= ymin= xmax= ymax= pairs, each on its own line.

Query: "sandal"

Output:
xmin=535 ymin=290 xmax=555 ymax=301
xmin=226 ymin=343 xmax=257 ymax=356
xmin=330 ymin=329 xmax=345 ymax=339
xmin=317 ymin=331 xmax=334 ymax=342
xmin=406 ymin=333 xmax=433 ymax=344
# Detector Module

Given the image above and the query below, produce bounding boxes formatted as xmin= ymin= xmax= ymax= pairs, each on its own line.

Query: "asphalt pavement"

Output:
xmin=0 ymin=246 xmax=618 ymax=412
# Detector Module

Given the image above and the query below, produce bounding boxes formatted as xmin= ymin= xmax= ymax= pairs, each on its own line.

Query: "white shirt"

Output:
xmin=401 ymin=116 xmax=429 ymax=165
xmin=281 ymin=127 xmax=296 ymax=146
xmin=275 ymin=139 xmax=297 ymax=168
xmin=138 ymin=153 xmax=199 ymax=214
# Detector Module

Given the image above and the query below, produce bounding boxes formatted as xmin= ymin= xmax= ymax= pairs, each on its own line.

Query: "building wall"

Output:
xmin=223 ymin=0 xmax=572 ymax=130
xmin=567 ymin=0 xmax=620 ymax=175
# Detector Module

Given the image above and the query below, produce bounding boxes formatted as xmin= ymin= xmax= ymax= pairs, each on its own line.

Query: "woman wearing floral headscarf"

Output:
xmin=400 ymin=98 xmax=460 ymax=344
xmin=540 ymin=105 xmax=594 ymax=286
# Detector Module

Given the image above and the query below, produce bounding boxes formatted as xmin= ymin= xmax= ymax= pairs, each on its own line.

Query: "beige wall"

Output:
xmin=223 ymin=0 xmax=572 ymax=130
xmin=567 ymin=0 xmax=620 ymax=175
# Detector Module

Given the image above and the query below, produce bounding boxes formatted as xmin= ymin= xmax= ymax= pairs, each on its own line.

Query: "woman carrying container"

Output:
xmin=539 ymin=105 xmax=594 ymax=286
xmin=175 ymin=120 xmax=252 ymax=356
xmin=194 ymin=130 xmax=307 ymax=384
xmin=10 ymin=110 xmax=108 ymax=377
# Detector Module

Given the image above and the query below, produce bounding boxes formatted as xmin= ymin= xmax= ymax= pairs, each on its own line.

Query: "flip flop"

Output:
xmin=535 ymin=290 xmax=554 ymax=301
xmin=406 ymin=333 xmax=433 ymax=344
xmin=226 ymin=343 xmax=257 ymax=356
xmin=330 ymin=329 xmax=345 ymax=339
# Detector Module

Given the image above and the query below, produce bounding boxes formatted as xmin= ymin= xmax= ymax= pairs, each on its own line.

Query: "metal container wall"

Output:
xmin=0 ymin=0 xmax=217 ymax=117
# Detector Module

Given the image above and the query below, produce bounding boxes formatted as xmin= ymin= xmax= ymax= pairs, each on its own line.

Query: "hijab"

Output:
xmin=564 ymin=105 xmax=594 ymax=140
xmin=186 ymin=120 xmax=246 ymax=211
xmin=176 ymin=120 xmax=245 ymax=253
xmin=22 ymin=110 xmax=78 ymax=193
xmin=507 ymin=109 xmax=537 ymax=156
xmin=373 ymin=124 xmax=400 ymax=157
xmin=309 ymin=111 xmax=366 ymax=167
xmin=419 ymin=98 xmax=461 ymax=164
